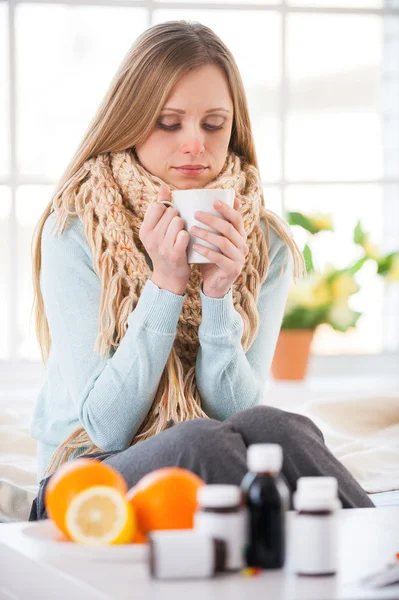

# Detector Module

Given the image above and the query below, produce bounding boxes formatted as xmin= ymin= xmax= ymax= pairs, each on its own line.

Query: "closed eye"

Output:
xmin=156 ymin=123 xmax=224 ymax=132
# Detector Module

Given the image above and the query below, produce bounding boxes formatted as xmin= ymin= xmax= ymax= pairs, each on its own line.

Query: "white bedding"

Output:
xmin=0 ymin=386 xmax=398 ymax=523
xmin=0 ymin=389 xmax=39 ymax=522
xmin=299 ymin=391 xmax=399 ymax=494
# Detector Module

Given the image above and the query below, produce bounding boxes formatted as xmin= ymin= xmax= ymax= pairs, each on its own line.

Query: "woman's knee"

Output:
xmin=229 ymin=405 xmax=324 ymax=446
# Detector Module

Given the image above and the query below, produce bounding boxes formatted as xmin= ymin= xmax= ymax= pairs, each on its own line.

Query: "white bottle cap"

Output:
xmin=247 ymin=443 xmax=283 ymax=474
xmin=293 ymin=489 xmax=341 ymax=512
xmin=197 ymin=485 xmax=242 ymax=509
xmin=297 ymin=477 xmax=338 ymax=495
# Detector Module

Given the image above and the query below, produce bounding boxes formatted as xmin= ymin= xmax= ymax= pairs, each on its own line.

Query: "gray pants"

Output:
xmin=102 ymin=405 xmax=373 ymax=508
xmin=29 ymin=405 xmax=373 ymax=521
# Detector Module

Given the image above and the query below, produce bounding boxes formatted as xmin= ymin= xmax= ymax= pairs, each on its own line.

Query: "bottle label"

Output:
xmin=292 ymin=513 xmax=339 ymax=575
xmin=194 ymin=509 xmax=248 ymax=571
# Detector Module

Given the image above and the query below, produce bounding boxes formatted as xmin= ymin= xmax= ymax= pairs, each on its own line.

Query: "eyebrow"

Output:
xmin=161 ymin=107 xmax=231 ymax=114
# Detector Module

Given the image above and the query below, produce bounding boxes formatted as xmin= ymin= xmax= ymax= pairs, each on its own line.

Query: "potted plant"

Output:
xmin=271 ymin=212 xmax=399 ymax=381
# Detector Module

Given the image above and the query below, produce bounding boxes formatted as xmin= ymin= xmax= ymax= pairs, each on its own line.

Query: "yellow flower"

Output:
xmin=327 ymin=303 xmax=357 ymax=330
xmin=285 ymin=274 xmax=330 ymax=313
xmin=362 ymin=239 xmax=382 ymax=261
xmin=324 ymin=262 xmax=336 ymax=275
xmin=330 ymin=273 xmax=359 ymax=301
xmin=309 ymin=280 xmax=331 ymax=308
xmin=386 ymin=254 xmax=399 ymax=282
xmin=311 ymin=213 xmax=333 ymax=232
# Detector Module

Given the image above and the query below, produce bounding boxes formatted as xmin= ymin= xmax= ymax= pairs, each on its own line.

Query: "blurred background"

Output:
xmin=1 ymin=0 xmax=399 ymax=382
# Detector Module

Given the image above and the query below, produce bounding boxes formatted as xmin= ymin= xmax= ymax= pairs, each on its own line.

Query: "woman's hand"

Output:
xmin=140 ymin=184 xmax=191 ymax=295
xmin=190 ymin=196 xmax=248 ymax=298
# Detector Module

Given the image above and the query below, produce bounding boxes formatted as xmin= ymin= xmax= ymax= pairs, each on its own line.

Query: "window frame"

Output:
xmin=1 ymin=0 xmax=399 ymax=378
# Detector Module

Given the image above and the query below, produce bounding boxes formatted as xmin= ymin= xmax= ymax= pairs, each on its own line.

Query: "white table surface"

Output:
xmin=1 ymin=507 xmax=399 ymax=600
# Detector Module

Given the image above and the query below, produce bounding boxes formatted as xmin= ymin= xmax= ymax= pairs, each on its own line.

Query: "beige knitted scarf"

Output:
xmin=44 ymin=148 xmax=285 ymax=477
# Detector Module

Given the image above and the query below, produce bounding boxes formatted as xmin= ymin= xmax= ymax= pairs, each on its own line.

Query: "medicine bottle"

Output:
xmin=149 ymin=529 xmax=226 ymax=580
xmin=240 ymin=443 xmax=290 ymax=569
xmin=296 ymin=476 xmax=341 ymax=510
xmin=292 ymin=477 xmax=341 ymax=576
xmin=194 ymin=484 xmax=247 ymax=571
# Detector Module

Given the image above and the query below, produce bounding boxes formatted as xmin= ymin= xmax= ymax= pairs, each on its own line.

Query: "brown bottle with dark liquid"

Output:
xmin=240 ymin=443 xmax=290 ymax=570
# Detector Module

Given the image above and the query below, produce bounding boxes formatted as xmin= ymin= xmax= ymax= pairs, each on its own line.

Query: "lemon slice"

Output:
xmin=65 ymin=485 xmax=135 ymax=546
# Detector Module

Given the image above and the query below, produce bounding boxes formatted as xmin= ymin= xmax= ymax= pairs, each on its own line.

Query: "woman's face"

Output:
xmin=135 ymin=64 xmax=234 ymax=190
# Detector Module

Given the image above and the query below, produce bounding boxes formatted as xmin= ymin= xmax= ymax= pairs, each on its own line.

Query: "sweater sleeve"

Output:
xmin=195 ymin=224 xmax=294 ymax=420
xmin=40 ymin=213 xmax=186 ymax=451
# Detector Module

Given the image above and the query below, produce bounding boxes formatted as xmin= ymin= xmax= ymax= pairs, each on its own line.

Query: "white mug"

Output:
xmin=159 ymin=188 xmax=235 ymax=264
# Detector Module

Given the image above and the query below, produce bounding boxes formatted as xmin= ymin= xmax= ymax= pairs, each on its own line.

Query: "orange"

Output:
xmin=126 ymin=467 xmax=204 ymax=533
xmin=45 ymin=458 xmax=127 ymax=537
xmin=65 ymin=486 xmax=135 ymax=546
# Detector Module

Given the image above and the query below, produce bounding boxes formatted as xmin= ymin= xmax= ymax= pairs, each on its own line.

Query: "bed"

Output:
xmin=1 ymin=384 xmax=399 ymax=523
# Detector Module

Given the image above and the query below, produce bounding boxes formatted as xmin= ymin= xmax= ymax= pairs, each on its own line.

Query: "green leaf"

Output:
xmin=326 ymin=258 xmax=367 ymax=284
xmin=325 ymin=268 xmax=346 ymax=284
xmin=302 ymin=244 xmax=314 ymax=273
xmin=287 ymin=212 xmax=318 ymax=235
xmin=282 ymin=306 xmax=329 ymax=330
xmin=347 ymin=256 xmax=368 ymax=276
xmin=354 ymin=221 xmax=366 ymax=245
xmin=327 ymin=310 xmax=361 ymax=333
xmin=377 ymin=252 xmax=397 ymax=276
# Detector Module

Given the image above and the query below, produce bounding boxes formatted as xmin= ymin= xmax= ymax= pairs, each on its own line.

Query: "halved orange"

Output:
xmin=65 ymin=485 xmax=135 ymax=545
xmin=45 ymin=458 xmax=127 ymax=536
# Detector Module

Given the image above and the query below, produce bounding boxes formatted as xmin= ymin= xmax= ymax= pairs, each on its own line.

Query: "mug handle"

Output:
xmin=158 ymin=200 xmax=174 ymax=208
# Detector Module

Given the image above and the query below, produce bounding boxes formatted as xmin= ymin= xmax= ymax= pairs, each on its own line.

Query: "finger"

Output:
xmin=190 ymin=227 xmax=244 ymax=263
xmin=193 ymin=243 xmax=243 ymax=279
xmin=158 ymin=183 xmax=171 ymax=202
xmin=164 ymin=215 xmax=186 ymax=249
xmin=174 ymin=229 xmax=190 ymax=253
xmin=142 ymin=202 xmax=168 ymax=233
xmin=195 ymin=208 xmax=247 ymax=253
xmin=154 ymin=205 xmax=179 ymax=239
xmin=216 ymin=199 xmax=246 ymax=240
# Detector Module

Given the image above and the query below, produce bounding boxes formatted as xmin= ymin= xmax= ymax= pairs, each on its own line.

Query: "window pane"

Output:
xmin=288 ymin=0 xmax=399 ymax=6
xmin=0 ymin=188 xmax=11 ymax=359
xmin=153 ymin=12 xmax=281 ymax=182
xmin=286 ymin=14 xmax=399 ymax=181
xmin=16 ymin=185 xmax=54 ymax=360
xmin=16 ymin=5 xmax=148 ymax=179
xmin=285 ymin=183 xmax=394 ymax=355
xmin=0 ymin=2 xmax=9 ymax=177
xmin=264 ymin=186 xmax=283 ymax=216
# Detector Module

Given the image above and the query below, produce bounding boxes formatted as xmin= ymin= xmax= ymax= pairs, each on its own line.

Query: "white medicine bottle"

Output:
xmin=292 ymin=476 xmax=342 ymax=576
xmin=194 ymin=484 xmax=247 ymax=571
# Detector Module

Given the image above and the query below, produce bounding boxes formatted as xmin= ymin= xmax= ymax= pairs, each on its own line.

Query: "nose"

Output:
xmin=180 ymin=130 xmax=205 ymax=156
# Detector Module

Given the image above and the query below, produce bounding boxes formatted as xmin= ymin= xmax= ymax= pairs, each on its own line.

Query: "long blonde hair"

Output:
xmin=32 ymin=20 xmax=305 ymax=477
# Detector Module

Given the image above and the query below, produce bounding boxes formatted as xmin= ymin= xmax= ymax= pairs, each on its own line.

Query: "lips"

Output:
xmin=177 ymin=165 xmax=207 ymax=169
xmin=174 ymin=166 xmax=208 ymax=176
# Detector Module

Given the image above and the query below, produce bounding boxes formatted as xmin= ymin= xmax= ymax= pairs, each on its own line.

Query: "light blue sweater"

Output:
xmin=30 ymin=211 xmax=294 ymax=483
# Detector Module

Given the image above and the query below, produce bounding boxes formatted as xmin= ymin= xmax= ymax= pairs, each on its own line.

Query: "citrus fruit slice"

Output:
xmin=65 ymin=485 xmax=135 ymax=546
xmin=45 ymin=458 xmax=127 ymax=537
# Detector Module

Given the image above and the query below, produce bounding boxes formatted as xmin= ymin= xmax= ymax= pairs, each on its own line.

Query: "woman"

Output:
xmin=29 ymin=20 xmax=373 ymax=520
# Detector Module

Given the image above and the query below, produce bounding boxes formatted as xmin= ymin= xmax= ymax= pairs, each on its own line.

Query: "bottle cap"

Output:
xmin=293 ymin=489 xmax=341 ymax=512
xmin=149 ymin=530 xmax=226 ymax=579
xmin=247 ymin=443 xmax=283 ymax=474
xmin=297 ymin=477 xmax=338 ymax=495
xmin=197 ymin=485 xmax=241 ymax=508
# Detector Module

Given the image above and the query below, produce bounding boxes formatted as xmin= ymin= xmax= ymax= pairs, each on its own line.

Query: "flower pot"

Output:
xmin=271 ymin=329 xmax=315 ymax=381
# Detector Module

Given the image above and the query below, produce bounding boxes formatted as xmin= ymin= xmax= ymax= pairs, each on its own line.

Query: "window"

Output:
xmin=1 ymin=0 xmax=398 ymax=374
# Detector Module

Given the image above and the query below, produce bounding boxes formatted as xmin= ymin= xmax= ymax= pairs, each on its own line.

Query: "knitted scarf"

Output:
xmin=44 ymin=148 xmax=280 ymax=477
